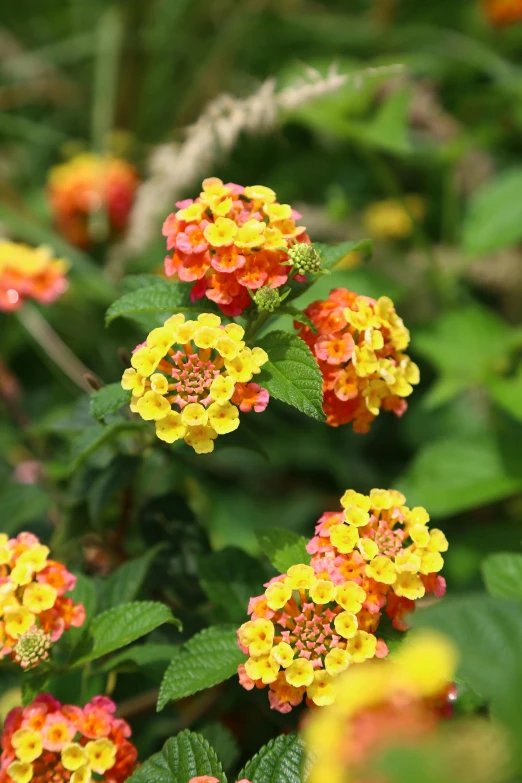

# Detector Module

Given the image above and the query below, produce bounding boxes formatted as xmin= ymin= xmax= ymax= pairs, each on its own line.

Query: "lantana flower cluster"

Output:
xmin=482 ymin=0 xmax=522 ymax=26
xmin=47 ymin=154 xmax=138 ymax=248
xmin=237 ymin=563 xmax=389 ymax=713
xmin=237 ymin=489 xmax=447 ymax=713
xmin=297 ymin=288 xmax=420 ymax=431
xmin=0 ymin=695 xmax=137 ymax=783
xmin=162 ymin=178 xmax=310 ymax=316
xmin=0 ymin=243 xmax=69 ymax=313
xmin=307 ymin=489 xmax=447 ymax=632
xmin=122 ymin=313 xmax=269 ymax=454
xmin=305 ymin=632 xmax=457 ymax=783
xmin=0 ymin=533 xmax=85 ymax=667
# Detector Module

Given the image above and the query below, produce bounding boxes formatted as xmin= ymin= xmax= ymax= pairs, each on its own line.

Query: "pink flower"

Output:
xmin=41 ymin=713 xmax=76 ymax=751
xmin=175 ymin=224 xmax=209 ymax=255
xmin=232 ymin=383 xmax=269 ymax=413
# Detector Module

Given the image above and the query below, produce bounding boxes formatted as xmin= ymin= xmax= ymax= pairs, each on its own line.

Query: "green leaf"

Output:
xmin=22 ymin=672 xmax=51 ymax=706
xmin=463 ymin=168 xmax=522 ymax=257
xmin=361 ymin=87 xmax=412 ymax=154
xmin=257 ymin=331 xmax=325 ymax=421
xmin=0 ymin=483 xmax=52 ymax=535
xmin=90 ymin=384 xmax=131 ymax=421
xmin=99 ymin=643 xmax=178 ymax=672
xmin=414 ymin=303 xmax=514 ymax=408
xmin=100 ymin=545 xmax=166 ymax=610
xmin=157 ymin=626 xmax=245 ymax=711
xmin=197 ymin=547 xmax=268 ymax=622
xmin=88 ymin=456 xmax=139 ymax=523
xmin=72 ymin=601 xmax=179 ymax=665
xmin=70 ymin=421 xmax=145 ymax=470
xmin=106 ymin=281 xmax=216 ymax=325
xmin=316 ymin=239 xmax=373 ymax=271
xmin=482 ymin=553 xmax=522 ymax=599
xmin=256 ymin=528 xmax=311 ymax=573
xmin=398 ymin=433 xmax=522 ymax=517
xmin=238 ymin=734 xmax=308 ymax=783
xmin=413 ymin=594 xmax=522 ymax=737
xmin=488 ymin=365 xmax=522 ymax=422
xmin=127 ymin=730 xmax=226 ymax=783
xmin=69 ymin=573 xmax=98 ymax=630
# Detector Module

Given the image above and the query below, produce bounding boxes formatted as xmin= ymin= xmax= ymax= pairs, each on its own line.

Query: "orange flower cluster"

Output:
xmin=0 ymin=243 xmax=68 ymax=313
xmin=482 ymin=0 xmax=522 ymax=25
xmin=307 ymin=489 xmax=447 ymax=632
xmin=47 ymin=154 xmax=139 ymax=247
xmin=0 ymin=532 xmax=85 ymax=667
xmin=296 ymin=288 xmax=419 ymax=431
xmin=162 ymin=178 xmax=310 ymax=316
xmin=0 ymin=695 xmax=137 ymax=783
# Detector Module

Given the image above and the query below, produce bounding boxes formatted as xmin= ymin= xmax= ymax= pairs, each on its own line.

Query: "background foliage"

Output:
xmin=1 ymin=0 xmax=522 ymax=779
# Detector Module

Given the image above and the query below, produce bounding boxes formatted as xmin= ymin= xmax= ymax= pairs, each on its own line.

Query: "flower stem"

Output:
xmin=17 ymin=303 xmax=93 ymax=392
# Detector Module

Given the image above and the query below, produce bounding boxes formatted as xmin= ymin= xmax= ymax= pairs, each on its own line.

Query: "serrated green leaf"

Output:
xmin=106 ymin=281 xmax=216 ymax=325
xmin=0 ymin=483 xmax=52 ymax=535
xmin=157 ymin=626 xmax=245 ymax=711
xmin=463 ymin=169 xmax=522 ymax=257
xmin=482 ymin=553 xmax=522 ymax=599
xmin=127 ymin=730 xmax=226 ymax=783
xmin=315 ymin=239 xmax=373 ymax=271
xmin=238 ymin=733 xmax=309 ymax=783
xmin=197 ymin=547 xmax=268 ymax=622
xmin=72 ymin=601 xmax=179 ymax=665
xmin=90 ymin=384 xmax=131 ymax=420
xmin=199 ymin=722 xmax=239 ymax=772
xmin=257 ymin=331 xmax=325 ymax=421
xmin=256 ymin=528 xmax=310 ymax=573
xmin=99 ymin=545 xmax=166 ymax=610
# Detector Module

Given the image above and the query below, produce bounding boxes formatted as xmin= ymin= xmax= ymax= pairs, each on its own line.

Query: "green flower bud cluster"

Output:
xmin=286 ymin=243 xmax=322 ymax=275
xmin=13 ymin=626 xmax=51 ymax=670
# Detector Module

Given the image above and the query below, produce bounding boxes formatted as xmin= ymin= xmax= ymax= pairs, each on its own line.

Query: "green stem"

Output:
xmin=244 ymin=310 xmax=271 ymax=342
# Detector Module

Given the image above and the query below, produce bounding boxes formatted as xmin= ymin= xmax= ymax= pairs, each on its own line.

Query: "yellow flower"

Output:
xmin=150 ymin=373 xmax=168 ymax=394
xmin=209 ymin=375 xmax=235 ymax=404
xmin=357 ymin=538 xmax=379 ymax=561
xmin=265 ymin=581 xmax=292 ymax=611
xmin=12 ymin=730 xmax=43 ymax=763
xmin=394 ymin=572 xmax=425 ymax=600
xmin=5 ymin=608 xmax=36 ymax=639
xmin=136 ymin=391 xmax=171 ymax=421
xmin=238 ymin=618 xmax=274 ymax=657
xmin=395 ymin=550 xmax=421 ymax=573
xmin=329 ymin=524 xmax=359 ymax=554
xmin=234 ymin=219 xmax=266 ymax=249
xmin=335 ymin=582 xmax=366 ymax=613
xmin=215 ymin=335 xmax=241 ymax=361
xmin=428 ymin=529 xmax=448 ymax=552
xmin=263 ymin=227 xmax=286 ymax=250
xmin=340 ymin=490 xmax=371 ymax=512
xmin=343 ymin=505 xmax=370 ymax=527
xmin=147 ymin=326 xmax=175 ymax=352
xmin=174 ymin=320 xmax=198 ymax=343
xmin=22 ymin=583 xmax=57 ymax=614
xmin=307 ymin=669 xmax=335 ymax=706
xmin=130 ymin=346 xmax=163 ymax=377
xmin=9 ymin=562 xmax=34 ymax=586
xmin=121 ymin=368 xmax=145 ymax=397
xmin=369 ymin=489 xmax=393 ymax=509
xmin=71 ymin=767 xmax=91 ymax=783
xmin=155 ymin=412 xmax=186 ymax=443
xmin=207 ymin=401 xmax=240 ymax=435
xmin=419 ymin=550 xmax=444 ymax=575
xmin=333 ymin=611 xmax=358 ymax=639
xmin=264 ymin=203 xmax=292 ymax=221
xmin=176 ymin=202 xmax=205 ymax=222
xmin=183 ymin=425 xmax=218 ymax=454
xmin=366 ymin=555 xmax=397 ymax=585
xmin=7 ymin=762 xmax=33 ymax=783
xmin=85 ymin=738 xmax=117 ymax=775
xmin=244 ymin=185 xmax=276 ymax=204
xmin=309 ymin=580 xmax=336 ymax=605
xmin=363 ymin=196 xmax=424 ymax=241
xmin=181 ymin=403 xmax=209 ymax=428
xmin=203 ymin=216 xmax=237 ymax=247
xmin=285 ymin=657 xmax=314 ymax=688
xmin=345 ymin=630 xmax=377 ymax=663
xmin=286 ymin=564 xmax=317 ymax=590
xmin=324 ymin=647 xmax=351 ymax=676
xmin=271 ymin=642 xmax=294 ymax=668
xmin=193 ymin=326 xmax=220 ymax=349
xmin=245 ymin=655 xmax=279 ymax=684
xmin=409 ymin=523 xmax=431 ymax=547
xmin=61 ymin=744 xmax=89 ymax=772
xmin=16 ymin=545 xmax=49 ymax=573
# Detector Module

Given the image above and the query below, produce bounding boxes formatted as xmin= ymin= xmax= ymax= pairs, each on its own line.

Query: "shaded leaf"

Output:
xmin=90 ymin=384 xmax=131 ymax=421
xmin=197 ymin=547 xmax=268 ymax=622
xmin=106 ymin=281 xmax=216 ymax=325
xmin=99 ymin=545 xmax=166 ymax=610
xmin=0 ymin=483 xmax=52 ymax=535
xmin=257 ymin=331 xmax=325 ymax=421
xmin=99 ymin=643 xmax=178 ymax=672
xmin=127 ymin=730 xmax=226 ymax=783
xmin=238 ymin=734 xmax=308 ymax=783
xmin=482 ymin=552 xmax=522 ymax=600
xmin=256 ymin=528 xmax=311 ymax=573
xmin=70 ymin=421 xmax=145 ymax=470
xmin=157 ymin=626 xmax=245 ymax=711
xmin=463 ymin=168 xmax=522 ymax=257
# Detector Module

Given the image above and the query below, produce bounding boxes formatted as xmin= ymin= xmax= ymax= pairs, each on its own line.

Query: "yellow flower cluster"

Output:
xmin=0 ymin=242 xmax=68 ymax=312
xmin=306 ymin=632 xmax=457 ymax=783
xmin=122 ymin=313 xmax=270 ymax=453
xmin=363 ymin=196 xmax=425 ymax=241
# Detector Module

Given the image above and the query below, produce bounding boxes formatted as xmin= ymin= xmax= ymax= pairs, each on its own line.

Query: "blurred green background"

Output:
xmin=2 ymin=0 xmax=522 ymax=769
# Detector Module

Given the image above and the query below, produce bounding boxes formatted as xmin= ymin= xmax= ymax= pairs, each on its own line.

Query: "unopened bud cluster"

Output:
xmin=286 ymin=243 xmax=322 ymax=275
xmin=13 ymin=627 xmax=51 ymax=670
